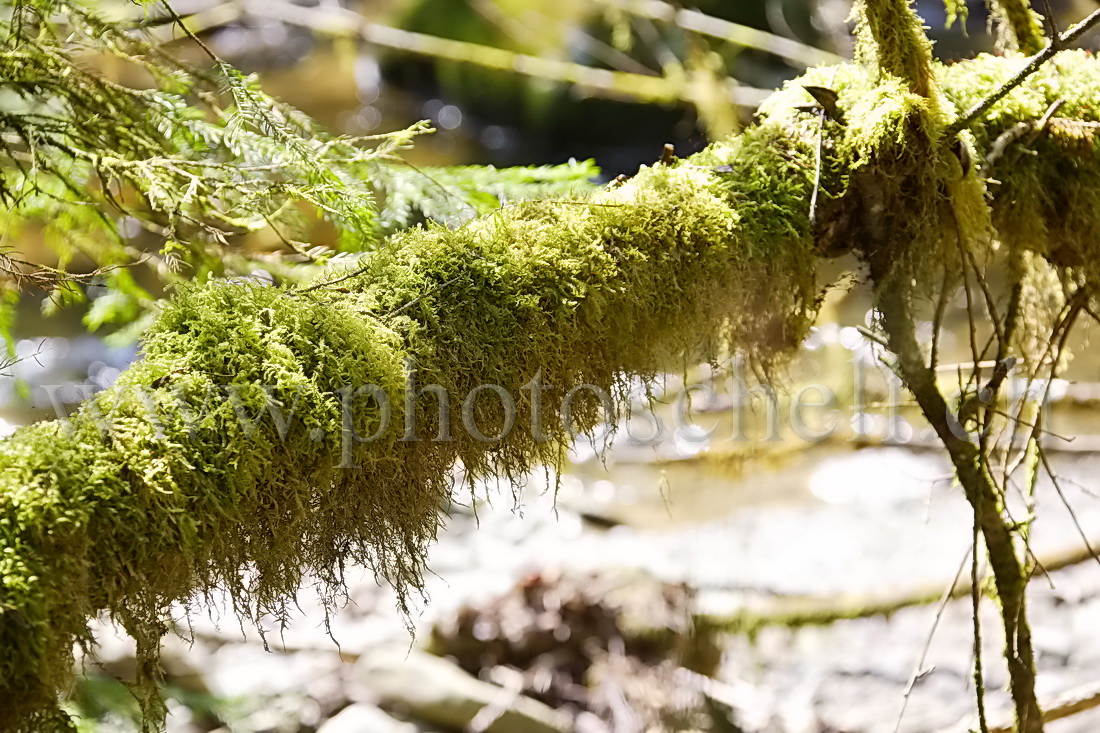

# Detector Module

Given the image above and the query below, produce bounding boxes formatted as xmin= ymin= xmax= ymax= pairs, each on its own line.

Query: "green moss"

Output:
xmin=761 ymin=60 xmax=986 ymax=291
xmin=0 ymin=124 xmax=819 ymax=729
xmin=852 ymin=0 xmax=937 ymax=98
xmin=987 ymin=0 xmax=1046 ymax=54
xmin=6 ymin=50 xmax=1100 ymax=731
xmin=760 ymin=51 xmax=1100 ymax=295
xmin=940 ymin=51 xmax=1100 ymax=285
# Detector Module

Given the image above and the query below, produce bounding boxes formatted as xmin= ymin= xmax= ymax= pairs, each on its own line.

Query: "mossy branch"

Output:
xmin=853 ymin=0 xmax=937 ymax=98
xmin=787 ymin=47 xmax=1100 ymax=733
xmin=5 ymin=45 xmax=1100 ymax=732
xmin=0 ymin=122 xmax=820 ymax=730
xmin=988 ymin=0 xmax=1048 ymax=54
xmin=698 ymin=531 xmax=1100 ymax=634
xmin=944 ymin=7 xmax=1100 ymax=139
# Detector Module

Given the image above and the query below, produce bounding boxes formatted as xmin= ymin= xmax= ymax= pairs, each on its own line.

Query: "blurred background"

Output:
xmin=9 ymin=0 xmax=1100 ymax=731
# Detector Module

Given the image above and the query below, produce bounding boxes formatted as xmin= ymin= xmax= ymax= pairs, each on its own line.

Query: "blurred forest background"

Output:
xmin=7 ymin=0 xmax=1100 ymax=732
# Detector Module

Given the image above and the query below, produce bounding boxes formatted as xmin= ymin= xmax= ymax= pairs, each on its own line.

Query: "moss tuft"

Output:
xmin=852 ymin=0 xmax=938 ymax=99
xmin=0 ymin=125 xmax=819 ymax=729
xmin=987 ymin=0 xmax=1047 ymax=54
xmin=940 ymin=51 xmax=1100 ymax=287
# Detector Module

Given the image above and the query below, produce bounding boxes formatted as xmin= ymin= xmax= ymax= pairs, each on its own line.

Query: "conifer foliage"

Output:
xmin=0 ymin=0 xmax=596 ymax=332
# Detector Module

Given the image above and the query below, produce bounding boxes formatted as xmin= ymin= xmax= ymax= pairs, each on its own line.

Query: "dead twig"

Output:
xmin=894 ymin=543 xmax=973 ymax=733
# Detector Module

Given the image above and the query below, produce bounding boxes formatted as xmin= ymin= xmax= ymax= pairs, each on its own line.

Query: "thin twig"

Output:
xmin=809 ymin=111 xmax=825 ymax=226
xmin=985 ymin=408 xmax=1073 ymax=443
xmin=807 ymin=71 xmax=840 ymax=227
xmin=0 ymin=250 xmax=147 ymax=290
xmin=981 ymin=99 xmax=1065 ymax=176
xmin=296 ymin=264 xmax=370 ymax=294
xmin=953 ymin=214 xmax=984 ymax=396
xmin=1037 ymin=448 xmax=1100 ymax=572
xmin=971 ymin=520 xmax=990 ymax=733
xmin=874 ymin=274 xmax=1044 ymax=727
xmin=1039 ymin=0 xmax=1061 ymax=49
xmin=600 ymin=0 xmax=844 ymax=67
xmin=999 ymin=287 xmax=1083 ymax=587
xmin=161 ymin=0 xmax=220 ymax=64
xmin=1004 ymin=290 xmax=1085 ymax=480
xmin=261 ymin=213 xmax=318 ymax=262
xmin=894 ymin=543 xmax=973 ymax=733
xmin=931 ymin=264 xmax=951 ymax=369
xmin=963 ymin=248 xmax=1004 ymax=348
xmin=945 ymin=7 xmax=1100 ymax=139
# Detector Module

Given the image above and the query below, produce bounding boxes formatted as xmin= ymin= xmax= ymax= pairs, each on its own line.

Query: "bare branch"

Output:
xmin=243 ymin=0 xmax=774 ymax=109
xmin=600 ymin=0 xmax=845 ymax=68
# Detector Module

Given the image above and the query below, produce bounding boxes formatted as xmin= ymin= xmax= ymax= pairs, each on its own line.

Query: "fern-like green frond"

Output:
xmin=0 ymin=0 xmax=599 ymax=342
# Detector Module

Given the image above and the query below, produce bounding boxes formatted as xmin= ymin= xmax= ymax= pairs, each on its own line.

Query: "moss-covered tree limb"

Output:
xmin=819 ymin=7 xmax=1091 ymax=726
xmin=839 ymin=15 xmax=1044 ymax=716
xmin=766 ymin=44 xmax=1100 ymax=733
xmin=5 ymin=33 xmax=1100 ymax=733
xmin=698 ymin=532 xmax=1100 ymax=635
xmin=0 ymin=120 xmax=821 ymax=729
xmin=840 ymin=10 xmax=1096 ymax=730
xmin=988 ymin=0 xmax=1047 ymax=54
xmin=945 ymin=7 xmax=1100 ymax=139
xmin=860 ymin=2 xmax=1045 ymax=723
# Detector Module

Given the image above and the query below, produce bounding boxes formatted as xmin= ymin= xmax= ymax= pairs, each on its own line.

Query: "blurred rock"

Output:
xmin=317 ymin=703 xmax=430 ymax=733
xmin=351 ymin=646 xmax=570 ymax=733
